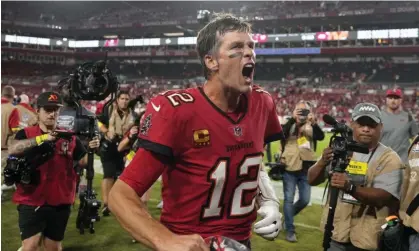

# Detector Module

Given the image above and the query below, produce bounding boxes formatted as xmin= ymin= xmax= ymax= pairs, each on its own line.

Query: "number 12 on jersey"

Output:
xmin=200 ymin=154 xmax=263 ymax=220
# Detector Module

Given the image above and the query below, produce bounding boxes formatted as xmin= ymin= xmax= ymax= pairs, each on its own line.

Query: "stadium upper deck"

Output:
xmin=2 ymin=1 xmax=419 ymax=39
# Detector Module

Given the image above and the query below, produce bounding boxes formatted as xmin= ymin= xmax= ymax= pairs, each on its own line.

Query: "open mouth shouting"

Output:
xmin=242 ymin=62 xmax=255 ymax=84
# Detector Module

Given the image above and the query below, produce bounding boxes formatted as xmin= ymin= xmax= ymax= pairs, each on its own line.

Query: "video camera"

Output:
xmin=321 ymin=114 xmax=369 ymax=251
xmin=3 ymin=142 xmax=55 ymax=186
xmin=60 ymin=60 xmax=119 ymax=235
xmin=323 ymin=114 xmax=368 ymax=173
xmin=266 ymin=153 xmax=286 ymax=181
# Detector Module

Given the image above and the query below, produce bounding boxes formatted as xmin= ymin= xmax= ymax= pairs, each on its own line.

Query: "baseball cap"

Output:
xmin=386 ymin=89 xmax=402 ymax=98
xmin=36 ymin=91 xmax=63 ymax=107
xmin=351 ymin=103 xmax=381 ymax=123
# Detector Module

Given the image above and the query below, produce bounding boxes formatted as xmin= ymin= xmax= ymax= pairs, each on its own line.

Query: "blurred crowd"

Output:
xmin=2 ymin=59 xmax=418 ymax=124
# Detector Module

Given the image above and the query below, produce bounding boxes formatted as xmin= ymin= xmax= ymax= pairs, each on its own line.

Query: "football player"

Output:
xmin=109 ymin=13 xmax=284 ymax=251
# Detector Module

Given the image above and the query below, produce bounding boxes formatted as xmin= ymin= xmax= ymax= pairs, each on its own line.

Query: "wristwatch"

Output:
xmin=345 ymin=181 xmax=357 ymax=195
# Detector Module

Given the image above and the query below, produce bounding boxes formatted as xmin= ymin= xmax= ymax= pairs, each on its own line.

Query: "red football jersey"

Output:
xmin=120 ymin=86 xmax=283 ymax=241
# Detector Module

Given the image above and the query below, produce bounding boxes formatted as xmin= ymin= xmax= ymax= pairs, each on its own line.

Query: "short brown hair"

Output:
xmin=1 ymin=85 xmax=15 ymax=99
xmin=196 ymin=13 xmax=252 ymax=80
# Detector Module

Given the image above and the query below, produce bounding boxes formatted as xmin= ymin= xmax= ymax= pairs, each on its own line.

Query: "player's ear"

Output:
xmin=204 ymin=54 xmax=219 ymax=72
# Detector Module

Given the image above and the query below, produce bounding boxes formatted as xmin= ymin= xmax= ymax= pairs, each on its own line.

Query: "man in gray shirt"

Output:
xmin=380 ymin=88 xmax=418 ymax=162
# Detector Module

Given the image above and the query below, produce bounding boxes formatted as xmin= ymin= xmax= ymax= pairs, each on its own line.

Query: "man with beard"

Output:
xmin=380 ymin=88 xmax=418 ymax=163
xmin=108 ymin=14 xmax=284 ymax=251
xmin=55 ymin=80 xmax=99 ymax=195
xmin=308 ymin=103 xmax=403 ymax=251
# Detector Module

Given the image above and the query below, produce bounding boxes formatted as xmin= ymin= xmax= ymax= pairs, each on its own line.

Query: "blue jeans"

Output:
xmin=282 ymin=170 xmax=311 ymax=233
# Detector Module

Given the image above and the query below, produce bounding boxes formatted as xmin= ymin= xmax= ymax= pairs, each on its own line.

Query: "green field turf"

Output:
xmin=1 ymin=134 xmax=334 ymax=251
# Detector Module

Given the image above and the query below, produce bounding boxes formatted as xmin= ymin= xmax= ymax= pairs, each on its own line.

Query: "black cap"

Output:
xmin=36 ymin=91 xmax=63 ymax=107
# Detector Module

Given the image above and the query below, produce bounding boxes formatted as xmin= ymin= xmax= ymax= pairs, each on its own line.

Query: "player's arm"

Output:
xmin=263 ymin=93 xmax=284 ymax=144
xmin=109 ymin=149 xmax=172 ymax=249
xmin=253 ymin=92 xmax=283 ymax=240
xmin=256 ymin=164 xmax=280 ymax=207
xmin=259 ymin=92 xmax=283 ymax=204
xmin=109 ymin=94 xmax=208 ymax=250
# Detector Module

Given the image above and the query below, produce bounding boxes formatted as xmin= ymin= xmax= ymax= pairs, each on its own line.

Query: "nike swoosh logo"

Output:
xmin=151 ymin=102 xmax=160 ymax=112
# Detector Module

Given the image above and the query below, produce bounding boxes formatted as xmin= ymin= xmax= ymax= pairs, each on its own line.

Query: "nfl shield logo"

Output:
xmin=233 ymin=126 xmax=243 ymax=137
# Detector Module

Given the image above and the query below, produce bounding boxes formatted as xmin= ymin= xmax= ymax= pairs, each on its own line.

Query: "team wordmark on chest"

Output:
xmin=225 ymin=141 xmax=254 ymax=153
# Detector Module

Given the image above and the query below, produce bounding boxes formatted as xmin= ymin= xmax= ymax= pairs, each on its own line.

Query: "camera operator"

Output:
xmin=7 ymin=92 xmax=100 ymax=251
xmin=98 ymin=90 xmax=134 ymax=216
xmin=56 ymin=80 xmax=99 ymax=193
xmin=280 ymin=100 xmax=325 ymax=242
xmin=308 ymin=103 xmax=403 ymax=251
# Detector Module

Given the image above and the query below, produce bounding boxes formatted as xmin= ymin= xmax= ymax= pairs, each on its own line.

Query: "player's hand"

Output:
xmin=320 ymin=147 xmax=334 ymax=166
xmin=253 ymin=205 xmax=282 ymax=241
xmin=157 ymin=234 xmax=210 ymax=251
xmin=330 ymin=172 xmax=349 ymax=190
xmin=129 ymin=126 xmax=139 ymax=138
xmin=88 ymin=137 xmax=100 ymax=149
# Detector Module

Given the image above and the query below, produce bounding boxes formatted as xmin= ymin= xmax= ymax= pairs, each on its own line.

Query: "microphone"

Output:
xmin=323 ymin=114 xmax=339 ymax=126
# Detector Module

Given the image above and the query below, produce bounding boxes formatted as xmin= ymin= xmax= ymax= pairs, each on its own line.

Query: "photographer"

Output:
xmin=308 ymin=103 xmax=403 ymax=251
xmin=7 ymin=92 xmax=100 ymax=251
xmin=280 ymin=100 xmax=325 ymax=242
xmin=1 ymin=85 xmax=20 ymax=191
xmin=16 ymin=94 xmax=37 ymax=128
xmin=117 ymin=111 xmax=150 ymax=205
xmin=98 ymin=90 xmax=135 ymax=216
xmin=398 ymin=135 xmax=419 ymax=250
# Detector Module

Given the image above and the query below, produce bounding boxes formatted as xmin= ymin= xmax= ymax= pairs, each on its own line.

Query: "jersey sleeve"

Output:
xmin=264 ymin=95 xmax=284 ymax=144
xmin=119 ymin=148 xmax=167 ymax=197
xmin=9 ymin=108 xmax=20 ymax=132
xmin=136 ymin=94 xmax=181 ymax=157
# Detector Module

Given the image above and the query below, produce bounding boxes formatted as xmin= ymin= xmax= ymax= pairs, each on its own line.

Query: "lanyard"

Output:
xmin=366 ymin=145 xmax=378 ymax=164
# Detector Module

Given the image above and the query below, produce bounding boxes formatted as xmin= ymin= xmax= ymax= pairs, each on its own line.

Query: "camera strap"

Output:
xmin=407 ymin=194 xmax=419 ymax=216
xmin=366 ymin=145 xmax=378 ymax=164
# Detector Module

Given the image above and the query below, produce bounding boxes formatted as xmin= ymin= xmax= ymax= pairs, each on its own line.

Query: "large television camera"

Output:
xmin=3 ymin=142 xmax=55 ymax=186
xmin=61 ymin=60 xmax=119 ymax=235
xmin=321 ymin=114 xmax=369 ymax=251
